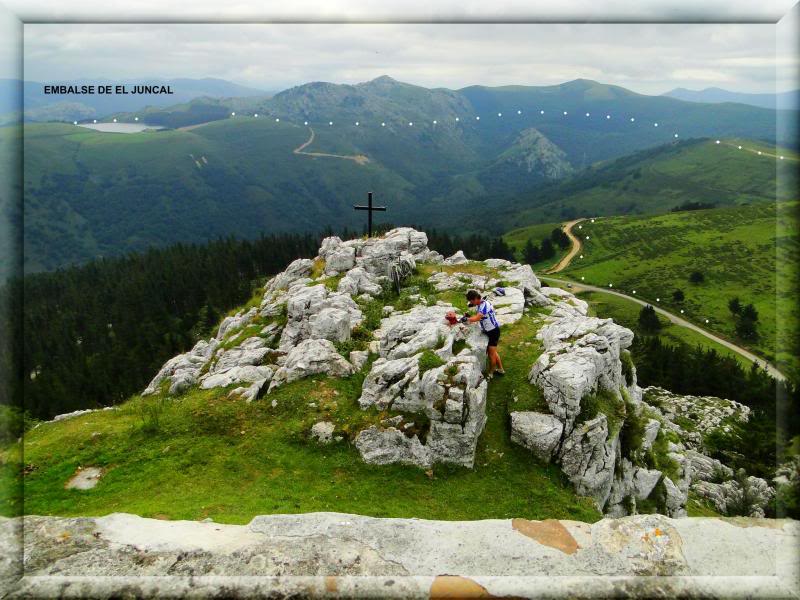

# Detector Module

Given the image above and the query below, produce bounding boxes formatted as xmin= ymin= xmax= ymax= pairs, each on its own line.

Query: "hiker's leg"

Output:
xmin=495 ymin=350 xmax=504 ymax=372
xmin=487 ymin=346 xmax=498 ymax=373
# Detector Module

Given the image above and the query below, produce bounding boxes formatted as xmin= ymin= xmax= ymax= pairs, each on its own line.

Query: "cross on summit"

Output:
xmin=354 ymin=192 xmax=387 ymax=237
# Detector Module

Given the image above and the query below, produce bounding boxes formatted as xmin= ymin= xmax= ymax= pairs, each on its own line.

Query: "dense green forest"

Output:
xmin=1 ymin=228 xmax=512 ymax=423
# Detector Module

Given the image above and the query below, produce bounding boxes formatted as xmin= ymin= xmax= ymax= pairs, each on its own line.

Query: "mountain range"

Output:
xmin=663 ymin=86 xmax=799 ymax=110
xmin=8 ymin=76 xmax=798 ymax=274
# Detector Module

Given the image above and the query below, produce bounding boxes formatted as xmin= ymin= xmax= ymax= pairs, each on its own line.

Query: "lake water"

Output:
xmin=77 ymin=123 xmax=164 ymax=134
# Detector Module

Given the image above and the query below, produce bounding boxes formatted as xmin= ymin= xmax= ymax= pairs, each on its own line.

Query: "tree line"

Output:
xmin=0 ymin=227 xmax=511 ymax=423
xmin=522 ymin=227 xmax=570 ymax=265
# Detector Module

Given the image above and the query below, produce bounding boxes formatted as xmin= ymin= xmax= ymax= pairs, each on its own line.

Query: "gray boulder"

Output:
xmin=143 ymin=338 xmax=219 ymax=396
xmin=310 ymin=421 xmax=336 ymax=444
xmin=686 ymin=450 xmax=733 ymax=482
xmin=558 ymin=414 xmax=617 ymax=508
xmin=378 ymin=305 xmax=452 ymax=359
xmin=498 ymin=263 xmax=541 ymax=294
xmin=358 ymin=356 xmax=420 ymax=410
xmin=265 ymin=258 xmax=313 ymax=292
xmin=337 ymin=267 xmax=383 ymax=296
xmin=443 ymin=250 xmax=468 ymax=265
xmin=633 ymin=467 xmax=663 ymax=501
xmin=216 ymin=307 xmax=258 ymax=341
xmin=269 ymin=339 xmax=354 ymax=392
xmin=355 ymin=426 xmax=431 ymax=468
xmin=279 ymin=285 xmax=362 ymax=350
xmin=208 ymin=337 xmax=270 ymax=373
xmin=510 ymin=412 xmax=563 ymax=462
xmin=200 ymin=365 xmax=273 ymax=390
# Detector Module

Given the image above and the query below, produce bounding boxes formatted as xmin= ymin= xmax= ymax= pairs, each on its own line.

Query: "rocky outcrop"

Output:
xmin=318 ymin=228 xmax=439 ymax=277
xmin=355 ymin=351 xmax=488 ymax=468
xmin=510 ymin=285 xmax=768 ymax=519
xmin=138 ymin=227 xmax=771 ymax=521
xmin=4 ymin=512 xmax=797 ymax=598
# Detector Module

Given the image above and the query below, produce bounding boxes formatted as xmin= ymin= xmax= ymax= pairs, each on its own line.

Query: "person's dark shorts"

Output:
xmin=484 ymin=327 xmax=500 ymax=347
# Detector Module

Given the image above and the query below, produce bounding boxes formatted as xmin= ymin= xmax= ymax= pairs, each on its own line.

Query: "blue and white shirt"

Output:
xmin=477 ymin=299 xmax=499 ymax=332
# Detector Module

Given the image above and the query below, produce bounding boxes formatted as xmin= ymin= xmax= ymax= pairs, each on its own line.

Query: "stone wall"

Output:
xmin=2 ymin=512 xmax=797 ymax=598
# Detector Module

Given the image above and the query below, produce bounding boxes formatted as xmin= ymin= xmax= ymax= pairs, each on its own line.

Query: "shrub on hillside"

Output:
xmin=638 ymin=305 xmax=661 ymax=333
xmin=689 ymin=271 xmax=705 ymax=284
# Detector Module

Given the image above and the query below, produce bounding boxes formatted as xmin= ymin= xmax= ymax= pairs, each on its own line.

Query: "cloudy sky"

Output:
xmin=12 ymin=1 xmax=800 ymax=95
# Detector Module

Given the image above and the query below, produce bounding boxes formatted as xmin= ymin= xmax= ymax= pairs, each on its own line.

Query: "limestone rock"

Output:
xmin=484 ymin=258 xmax=512 ymax=268
xmin=692 ymin=472 xmax=775 ymax=518
xmin=279 ymin=285 xmax=363 ymax=350
xmin=6 ymin=512 xmax=798 ymax=596
xmin=201 ymin=365 xmax=273 ymax=390
xmin=354 ymin=426 xmax=431 ymax=468
xmin=310 ymin=421 xmax=335 ymax=444
xmin=216 ymin=307 xmax=258 ymax=341
xmin=378 ymin=305 xmax=452 ymax=359
xmin=642 ymin=418 xmax=661 ymax=451
xmin=558 ymin=414 xmax=617 ymax=508
xmin=686 ymin=450 xmax=733 ymax=482
xmin=443 ymin=250 xmax=468 ymax=265
xmin=355 ymin=228 xmax=427 ymax=275
xmin=208 ymin=337 xmax=270 ymax=374
xmin=349 ymin=350 xmax=369 ymax=371
xmin=337 ymin=267 xmax=383 ymax=296
xmin=356 ymin=351 xmax=487 ymax=468
xmin=633 ymin=467 xmax=663 ymax=501
xmin=642 ymin=387 xmax=750 ymax=449
xmin=491 ymin=287 xmax=526 ymax=325
xmin=143 ymin=339 xmax=218 ymax=396
xmin=265 ymin=258 xmax=313 ymax=292
xmin=228 ymin=380 xmax=267 ymax=403
xmin=510 ymin=412 xmax=563 ymax=462
xmin=498 ymin=263 xmax=541 ymax=294
xmin=358 ymin=356 xmax=420 ymax=410
xmin=269 ymin=339 xmax=354 ymax=392
xmin=663 ymin=476 xmax=688 ymax=518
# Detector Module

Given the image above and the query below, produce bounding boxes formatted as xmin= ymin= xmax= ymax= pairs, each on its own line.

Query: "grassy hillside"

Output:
xmin=497 ymin=138 xmax=798 ymax=229
xmin=2 ymin=262 xmax=601 ymax=523
xmin=20 ymin=120 xmax=414 ymax=272
xmin=503 ymin=221 xmax=569 ymax=272
xmin=547 ymin=202 xmax=799 ymax=381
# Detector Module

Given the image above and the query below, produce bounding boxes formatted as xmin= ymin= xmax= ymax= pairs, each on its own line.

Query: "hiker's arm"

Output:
xmin=460 ymin=311 xmax=483 ymax=324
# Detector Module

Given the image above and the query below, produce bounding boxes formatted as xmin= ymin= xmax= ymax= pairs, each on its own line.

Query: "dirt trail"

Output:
xmin=541 ymin=275 xmax=786 ymax=382
xmin=293 ymin=127 xmax=370 ymax=165
xmin=721 ymin=141 xmax=798 ymax=162
xmin=177 ymin=121 xmax=219 ymax=131
xmin=545 ymin=218 xmax=585 ymax=274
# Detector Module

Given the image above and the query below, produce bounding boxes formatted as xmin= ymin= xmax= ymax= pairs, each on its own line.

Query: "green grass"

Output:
xmin=7 ymin=273 xmax=600 ymax=524
xmin=554 ymin=201 xmax=799 ymax=381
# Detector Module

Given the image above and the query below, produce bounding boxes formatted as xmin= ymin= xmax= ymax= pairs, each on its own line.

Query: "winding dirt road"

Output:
xmin=541 ymin=223 xmax=787 ymax=382
xmin=545 ymin=218 xmax=585 ymax=274
xmin=293 ymin=127 xmax=370 ymax=165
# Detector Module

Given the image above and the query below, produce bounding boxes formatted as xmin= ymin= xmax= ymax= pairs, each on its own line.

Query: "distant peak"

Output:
xmin=367 ymin=75 xmax=398 ymax=84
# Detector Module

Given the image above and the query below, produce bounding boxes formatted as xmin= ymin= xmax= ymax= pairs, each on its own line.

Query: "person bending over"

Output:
xmin=461 ymin=289 xmax=505 ymax=379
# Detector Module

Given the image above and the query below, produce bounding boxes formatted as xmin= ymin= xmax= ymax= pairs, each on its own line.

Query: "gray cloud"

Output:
xmin=20 ymin=18 xmax=798 ymax=94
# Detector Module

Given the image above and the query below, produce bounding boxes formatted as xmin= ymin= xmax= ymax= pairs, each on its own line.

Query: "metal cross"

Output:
xmin=353 ymin=192 xmax=387 ymax=237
